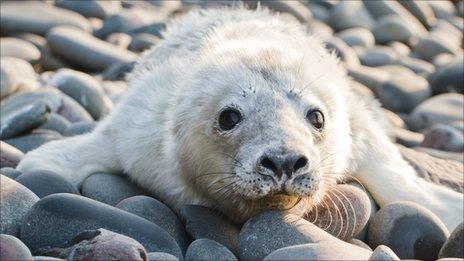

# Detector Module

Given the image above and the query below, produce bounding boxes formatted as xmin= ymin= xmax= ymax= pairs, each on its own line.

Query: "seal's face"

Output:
xmin=175 ymin=48 xmax=352 ymax=219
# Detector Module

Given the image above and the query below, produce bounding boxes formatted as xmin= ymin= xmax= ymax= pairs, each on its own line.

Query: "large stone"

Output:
xmin=407 ymin=94 xmax=464 ymax=131
xmin=439 ymin=222 xmax=464 ymax=259
xmin=117 ymin=196 xmax=189 ymax=254
xmin=0 ymin=38 xmax=41 ymax=63
xmin=48 ymin=69 xmax=113 ymax=120
xmin=0 ymin=57 xmax=37 ymax=99
xmin=328 ymin=1 xmax=374 ymax=31
xmin=0 ymin=175 xmax=39 ymax=236
xmin=398 ymin=0 xmax=437 ymax=29
xmin=0 ymin=167 xmax=22 ymax=180
xmin=179 ymin=205 xmax=239 ymax=254
xmin=38 ymin=113 xmax=71 ymax=135
xmin=47 ymin=26 xmax=136 ymax=71
xmin=368 ymin=201 xmax=449 ymax=260
xmin=429 ymin=57 xmax=463 ymax=94
xmin=413 ymin=34 xmax=460 ymax=62
xmin=56 ymin=94 xmax=94 ymax=123
xmin=4 ymin=129 xmax=62 ymax=153
xmin=372 ymin=15 xmax=415 ymax=44
xmin=55 ymin=0 xmax=121 ymax=19
xmin=348 ymin=66 xmax=390 ymax=92
xmin=20 ymin=193 xmax=182 ymax=258
xmin=336 ymin=27 xmax=375 ymax=48
xmin=185 ymin=239 xmax=238 ymax=261
xmin=359 ymin=46 xmax=400 ymax=67
xmin=95 ymin=8 xmax=158 ymax=39
xmin=81 ymin=173 xmax=146 ymax=206
xmin=15 ymin=170 xmax=80 ymax=198
xmin=0 ymin=1 xmax=91 ymax=35
xmin=0 ymin=141 xmax=24 ymax=169
xmin=421 ymin=124 xmax=464 ymax=152
xmin=0 ymin=234 xmax=33 ymax=261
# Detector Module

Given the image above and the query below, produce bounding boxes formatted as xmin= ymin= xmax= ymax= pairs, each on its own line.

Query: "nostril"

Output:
xmin=260 ymin=156 xmax=278 ymax=173
xmin=293 ymin=156 xmax=308 ymax=171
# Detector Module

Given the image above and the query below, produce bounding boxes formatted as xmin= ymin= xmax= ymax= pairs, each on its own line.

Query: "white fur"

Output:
xmin=18 ymin=7 xmax=463 ymax=230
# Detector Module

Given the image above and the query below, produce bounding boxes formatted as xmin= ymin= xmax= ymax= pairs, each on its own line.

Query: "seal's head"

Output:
xmin=172 ymin=39 xmax=353 ymax=222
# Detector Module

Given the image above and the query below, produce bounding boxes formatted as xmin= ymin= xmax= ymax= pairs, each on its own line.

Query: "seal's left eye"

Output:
xmin=218 ymin=108 xmax=242 ymax=131
xmin=306 ymin=110 xmax=324 ymax=130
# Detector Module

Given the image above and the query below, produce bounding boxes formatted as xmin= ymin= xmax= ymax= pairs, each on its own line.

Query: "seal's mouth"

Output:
xmin=260 ymin=194 xmax=301 ymax=210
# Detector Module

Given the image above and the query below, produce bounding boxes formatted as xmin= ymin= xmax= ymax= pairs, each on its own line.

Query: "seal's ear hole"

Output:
xmin=218 ymin=108 xmax=242 ymax=131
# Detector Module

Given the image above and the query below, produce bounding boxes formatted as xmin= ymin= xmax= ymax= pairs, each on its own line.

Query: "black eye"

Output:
xmin=306 ymin=110 xmax=324 ymax=130
xmin=218 ymin=108 xmax=242 ymax=131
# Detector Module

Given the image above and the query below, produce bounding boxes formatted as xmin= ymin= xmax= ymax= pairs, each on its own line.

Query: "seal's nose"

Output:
xmin=258 ymin=153 xmax=308 ymax=179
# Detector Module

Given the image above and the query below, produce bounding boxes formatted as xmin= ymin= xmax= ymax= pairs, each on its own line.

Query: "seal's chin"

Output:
xmin=260 ymin=194 xmax=301 ymax=210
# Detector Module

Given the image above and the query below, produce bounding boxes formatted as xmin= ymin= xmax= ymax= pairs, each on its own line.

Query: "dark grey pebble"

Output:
xmin=1 ymin=175 xmax=39 ymax=236
xmin=179 ymin=205 xmax=240 ymax=254
xmin=0 ymin=141 xmax=24 ymax=169
xmin=413 ymin=34 xmax=459 ymax=62
xmin=185 ymin=239 xmax=237 ymax=261
xmin=55 ymin=0 xmax=121 ymax=19
xmin=38 ymin=113 xmax=71 ymax=135
xmin=16 ymin=170 xmax=80 ymax=198
xmin=421 ymin=124 xmax=464 ymax=152
xmin=95 ymin=8 xmax=157 ymax=38
xmin=36 ymin=228 xmax=147 ymax=261
xmin=20 ymin=193 xmax=182 ymax=258
xmin=359 ymin=46 xmax=400 ymax=67
xmin=128 ymin=33 xmax=160 ymax=52
xmin=127 ymin=22 xmax=166 ymax=37
xmin=62 ymin=121 xmax=96 ymax=137
xmin=48 ymin=69 xmax=113 ymax=120
xmin=0 ymin=101 xmax=51 ymax=140
xmin=47 ymin=26 xmax=136 ymax=71
xmin=0 ymin=37 xmax=41 ymax=63
xmin=372 ymin=15 xmax=414 ymax=44
xmin=102 ymin=61 xmax=136 ymax=81
xmin=0 ymin=1 xmax=91 ymax=35
xmin=336 ymin=27 xmax=375 ymax=48
xmin=81 ymin=173 xmax=146 ymax=206
xmin=4 ymin=129 xmax=62 ymax=153
xmin=148 ymin=252 xmax=179 ymax=261
xmin=0 ymin=234 xmax=33 ymax=261
xmin=117 ymin=196 xmax=189 ymax=254
xmin=439 ymin=222 xmax=463 ymax=259
xmin=398 ymin=0 xmax=436 ymax=29
xmin=429 ymin=57 xmax=463 ymax=94
xmin=57 ymin=94 xmax=94 ymax=123
xmin=369 ymin=245 xmax=400 ymax=260
xmin=0 ymin=167 xmax=22 ymax=179
xmin=328 ymin=1 xmax=374 ymax=31
xmin=397 ymin=56 xmax=435 ymax=76
xmin=368 ymin=201 xmax=449 ymax=260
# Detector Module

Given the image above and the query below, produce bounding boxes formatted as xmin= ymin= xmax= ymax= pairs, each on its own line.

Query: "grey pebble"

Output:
xmin=397 ymin=56 xmax=435 ymax=76
xmin=63 ymin=121 xmax=96 ymax=137
xmin=258 ymin=0 xmax=312 ymax=24
xmin=47 ymin=26 xmax=136 ymax=71
xmin=337 ymin=27 xmax=375 ymax=48
xmin=0 ymin=167 xmax=22 ymax=180
xmin=0 ymin=57 xmax=37 ymax=99
xmin=369 ymin=245 xmax=400 ymax=260
xmin=106 ymin=33 xmax=132 ymax=49
xmin=0 ymin=141 xmax=24 ymax=169
xmin=0 ymin=234 xmax=33 ymax=261
xmin=398 ymin=0 xmax=437 ymax=29
xmin=349 ymin=238 xmax=372 ymax=251
xmin=4 ymin=129 xmax=62 ymax=153
xmin=148 ymin=252 xmax=179 ymax=261
xmin=81 ymin=173 xmax=146 ymax=206
xmin=0 ymin=1 xmax=91 ymax=35
xmin=421 ymin=124 xmax=464 ymax=152
xmin=394 ymin=128 xmax=424 ymax=148
xmin=95 ymin=8 xmax=157 ymax=39
xmin=348 ymin=65 xmax=390 ymax=91
xmin=33 ymin=256 xmax=65 ymax=261
xmin=413 ymin=34 xmax=460 ymax=62
xmin=38 ymin=113 xmax=71 ymax=135
xmin=324 ymin=37 xmax=360 ymax=68
xmin=185 ymin=239 xmax=237 ymax=261
xmin=179 ymin=205 xmax=239 ymax=254
xmin=373 ymin=15 xmax=415 ymax=44
xmin=57 ymin=94 xmax=94 ymax=123
xmin=359 ymin=46 xmax=400 ymax=67
xmin=117 ymin=196 xmax=189 ymax=254
xmin=439 ymin=222 xmax=464 ymax=259
xmin=20 ymin=193 xmax=182 ymax=258
xmin=0 ymin=37 xmax=41 ymax=63
xmin=128 ymin=33 xmax=160 ymax=52
xmin=55 ymin=0 xmax=121 ymax=19
xmin=0 ymin=175 xmax=39 ymax=236
xmin=328 ymin=1 xmax=374 ymax=31
xmin=429 ymin=57 xmax=463 ymax=94
xmin=16 ymin=170 xmax=80 ymax=198
xmin=368 ymin=201 xmax=449 ymax=260
xmin=102 ymin=61 xmax=136 ymax=81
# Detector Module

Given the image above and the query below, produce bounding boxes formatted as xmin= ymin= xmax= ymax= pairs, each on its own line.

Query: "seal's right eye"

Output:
xmin=218 ymin=108 xmax=242 ymax=131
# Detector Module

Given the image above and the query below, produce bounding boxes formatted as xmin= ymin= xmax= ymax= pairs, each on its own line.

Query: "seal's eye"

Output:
xmin=306 ymin=110 xmax=324 ymax=130
xmin=218 ymin=108 xmax=242 ymax=131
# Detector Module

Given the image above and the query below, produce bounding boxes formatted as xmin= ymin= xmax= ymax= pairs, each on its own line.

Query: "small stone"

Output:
xmin=450 ymin=121 xmax=464 ymax=133
xmin=413 ymin=34 xmax=460 ymax=62
xmin=389 ymin=41 xmax=411 ymax=56
xmin=106 ymin=33 xmax=132 ymax=49
xmin=0 ymin=57 xmax=37 ymax=99
xmin=117 ymin=196 xmax=189 ymax=254
xmin=348 ymin=66 xmax=390 ymax=92
xmin=395 ymin=128 xmax=424 ymax=148
xmin=81 ymin=173 xmax=146 ymax=206
xmin=307 ymin=20 xmax=333 ymax=41
xmin=359 ymin=46 xmax=400 ymax=67
xmin=0 ymin=167 xmax=22 ymax=179
xmin=349 ymin=238 xmax=372 ymax=251
xmin=413 ymin=147 xmax=464 ymax=164
xmin=55 ymin=0 xmax=121 ymax=19
xmin=263 ymin=241 xmax=372 ymax=261
xmin=407 ymin=94 xmax=464 ymax=131
xmin=15 ymin=170 xmax=80 ymax=198
xmin=57 ymin=94 xmax=94 ymax=123
xmin=36 ymin=228 xmax=148 ymax=261
xmin=179 ymin=205 xmax=240 ymax=254
xmin=351 ymin=81 xmax=374 ymax=98
xmin=324 ymin=37 xmax=360 ymax=68
xmin=427 ymin=1 xmax=456 ymax=20
xmin=337 ymin=27 xmax=375 ymax=48
xmin=397 ymin=56 xmax=435 ymax=76
xmin=0 ymin=234 xmax=33 ymax=261
xmin=429 ymin=57 xmax=463 ymax=94
xmin=48 ymin=69 xmax=113 ymax=120
xmin=102 ymin=61 xmax=136 ymax=81
xmin=0 ymin=101 xmax=51 ymax=140
xmin=0 ymin=1 xmax=91 ymax=35
xmin=128 ymin=33 xmax=160 ymax=52
xmin=1 ymin=89 xmax=61 ymax=116
xmin=0 ymin=141 xmax=24 ymax=169
xmin=369 ymin=245 xmax=400 ymax=260
xmin=421 ymin=124 xmax=464 ymax=152
xmin=4 ymin=129 xmax=62 ymax=153
xmin=377 ymin=71 xmax=431 ymax=112
xmin=439 ymin=222 xmax=464 ymax=259
xmin=185 ymin=239 xmax=237 ymax=261
xmin=127 ymin=22 xmax=166 ymax=38
xmin=373 ymin=15 xmax=415 ymax=44
xmin=368 ymin=201 xmax=449 ymax=260
xmin=33 ymin=256 xmax=65 ymax=261
xmin=258 ymin=0 xmax=312 ymax=24
xmin=21 ymin=193 xmax=182 ymax=258
xmin=62 ymin=121 xmax=96 ymax=136
xmin=398 ymin=0 xmax=437 ymax=29
xmin=307 ymin=3 xmax=329 ymax=22
xmin=383 ymin=109 xmax=405 ymax=128
xmin=0 ymin=37 xmax=41 ymax=63
xmin=95 ymin=8 xmax=158 ymax=39
xmin=38 ymin=113 xmax=71 ymax=135
xmin=147 ymin=252 xmax=179 ymax=261
xmin=47 ymin=26 xmax=137 ymax=71
xmin=328 ymin=1 xmax=375 ymax=31
xmin=0 ymin=175 xmax=39 ymax=236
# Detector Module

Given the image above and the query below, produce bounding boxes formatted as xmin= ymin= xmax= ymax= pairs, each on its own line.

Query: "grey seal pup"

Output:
xmin=18 ymin=7 xmax=462 ymax=230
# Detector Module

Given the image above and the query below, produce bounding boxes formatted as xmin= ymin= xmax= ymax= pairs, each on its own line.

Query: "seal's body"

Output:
xmin=18 ymin=8 xmax=462 ymax=229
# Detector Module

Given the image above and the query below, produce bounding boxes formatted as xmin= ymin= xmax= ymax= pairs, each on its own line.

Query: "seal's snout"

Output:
xmin=257 ymin=152 xmax=308 ymax=179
